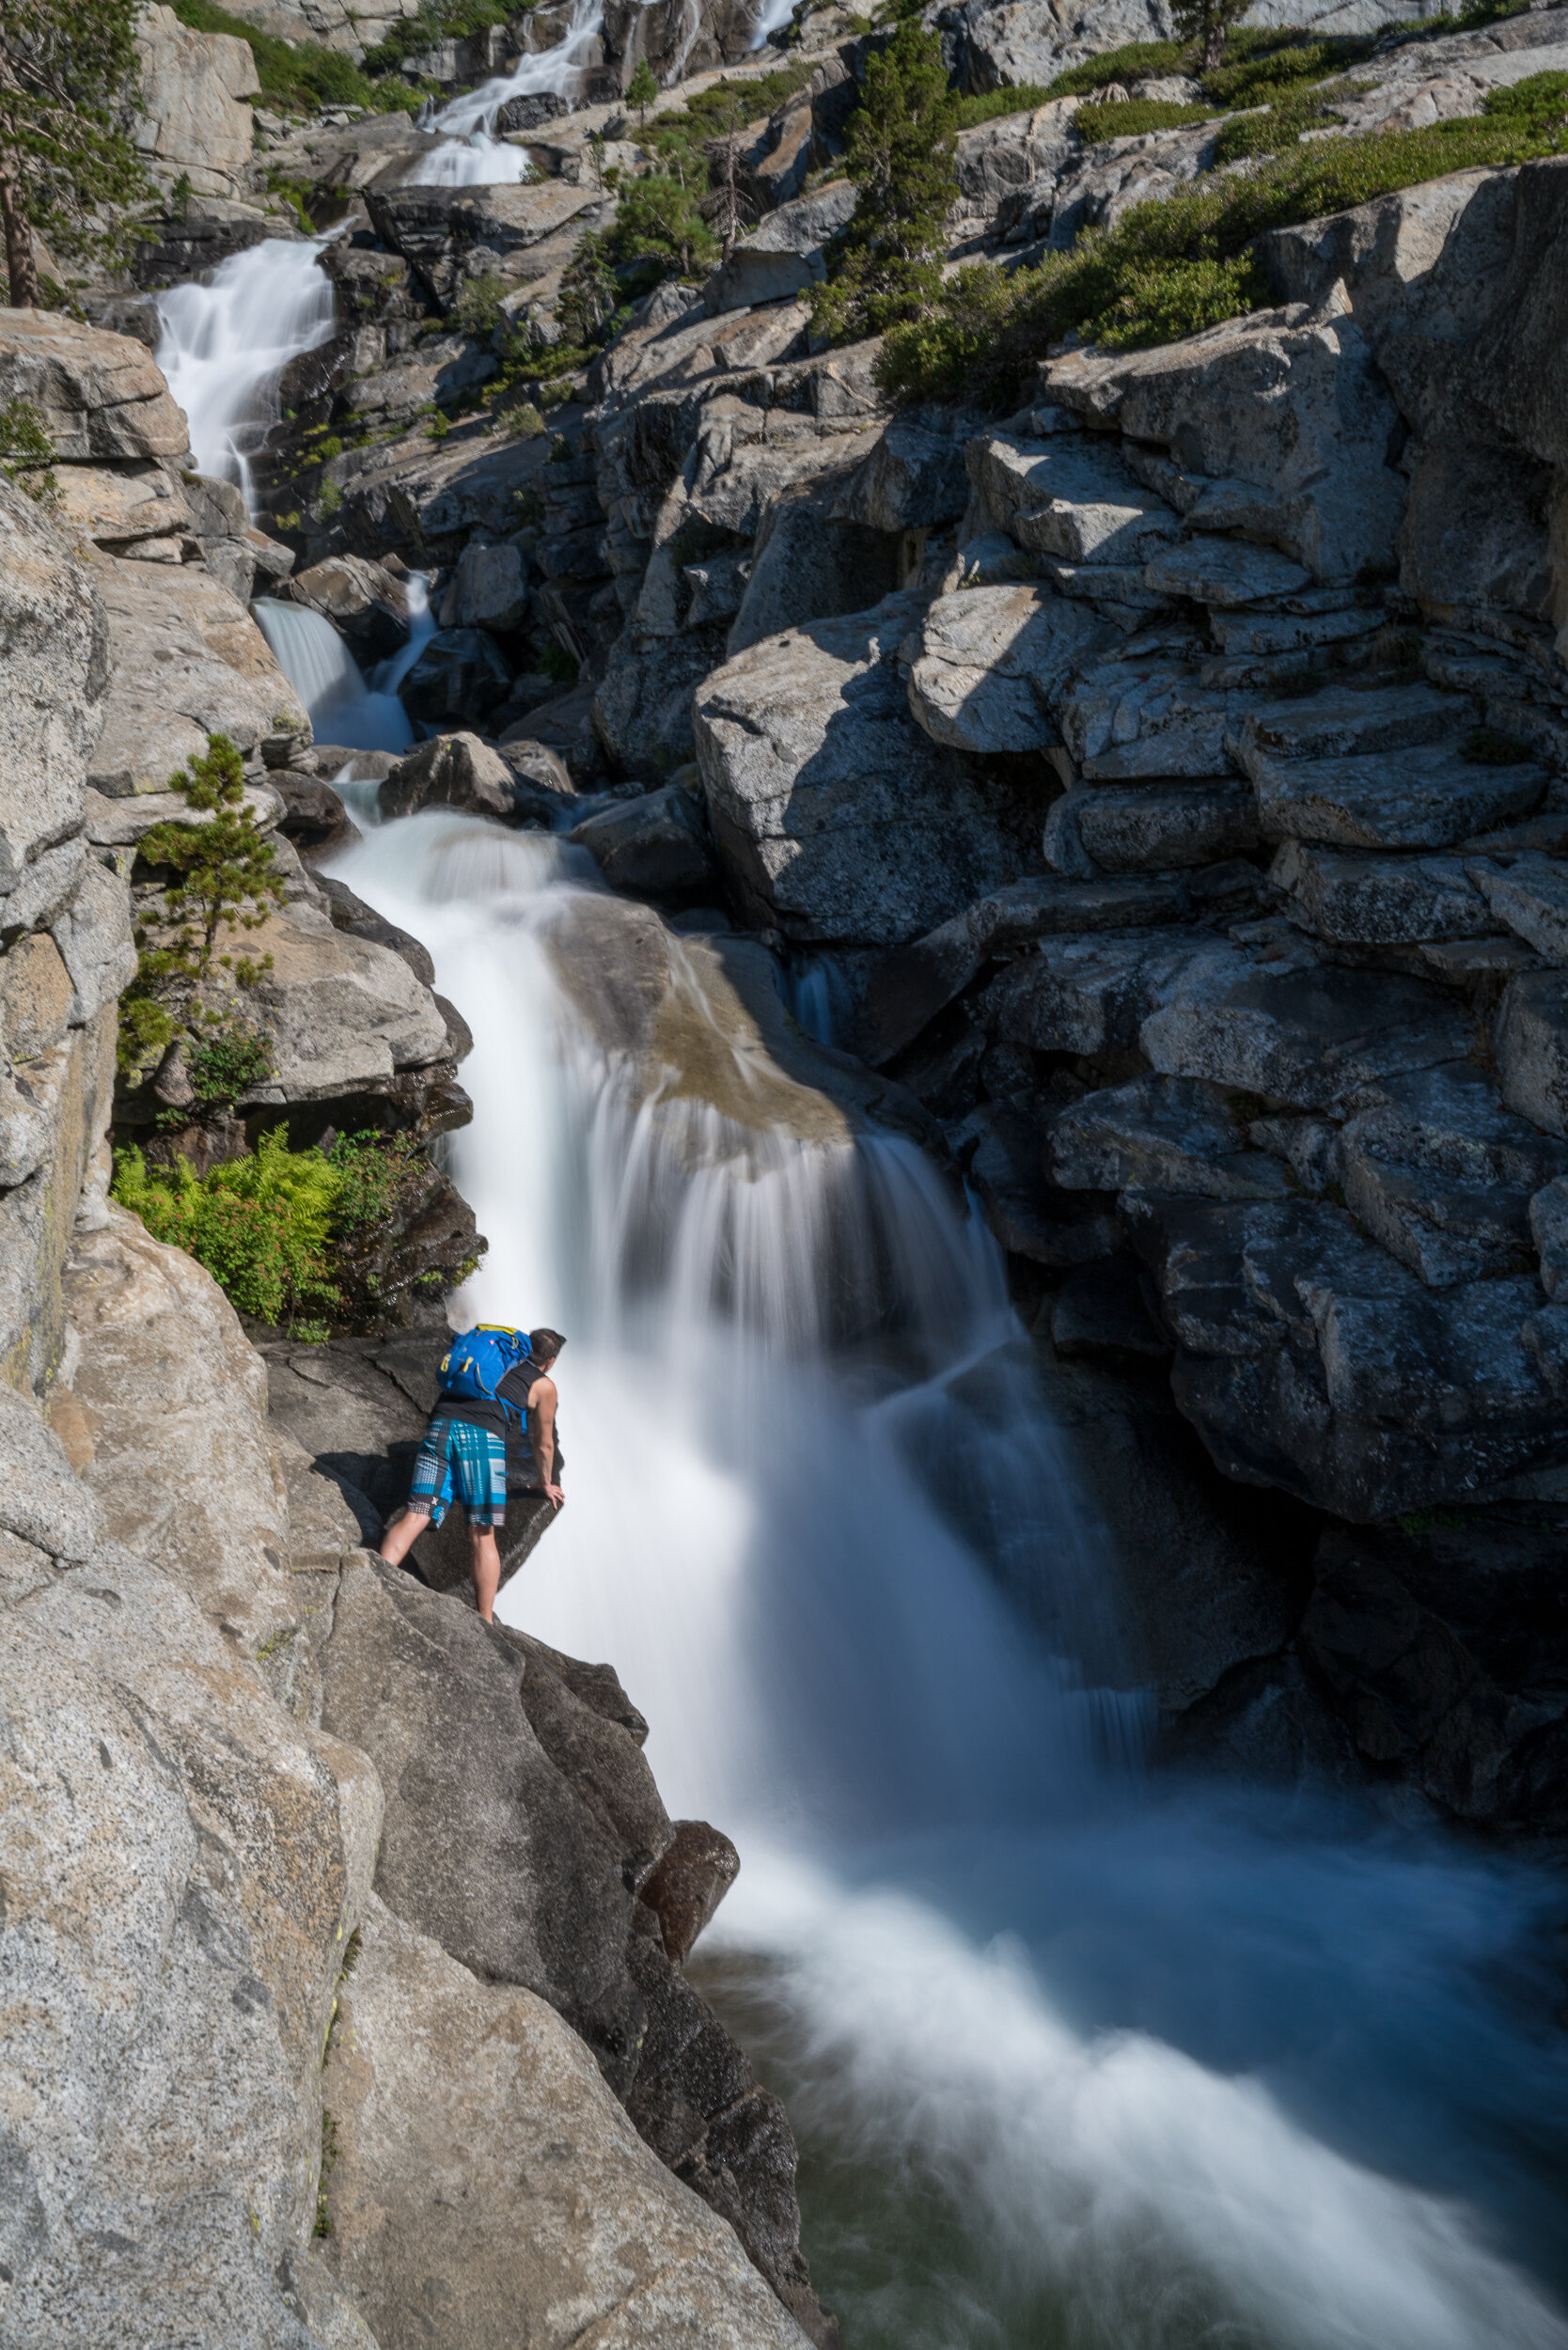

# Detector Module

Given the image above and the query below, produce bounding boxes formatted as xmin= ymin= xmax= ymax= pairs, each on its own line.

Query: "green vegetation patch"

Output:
xmin=361 ymin=0 xmax=526 ymax=78
xmin=875 ymin=69 xmax=1568 ymax=406
xmin=170 ymin=0 xmax=424 ymax=112
xmin=112 ymin=1125 xmax=438 ymax=1327
xmin=1074 ymin=97 xmax=1215 ymax=143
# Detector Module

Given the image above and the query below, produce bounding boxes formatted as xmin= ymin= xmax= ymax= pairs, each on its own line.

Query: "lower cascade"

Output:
xmin=253 ymin=580 xmax=435 ymax=753
xmin=337 ymin=811 xmax=1568 ymax=2350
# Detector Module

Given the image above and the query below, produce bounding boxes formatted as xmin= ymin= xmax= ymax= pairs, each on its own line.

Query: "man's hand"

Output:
xmin=543 ymin=1481 xmax=564 ymax=1510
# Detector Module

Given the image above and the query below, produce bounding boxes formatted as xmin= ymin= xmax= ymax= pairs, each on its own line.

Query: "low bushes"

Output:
xmin=112 ymin=1127 xmax=439 ymax=1328
xmin=169 ymin=0 xmax=423 ymax=112
xmin=875 ymin=69 xmax=1568 ymax=405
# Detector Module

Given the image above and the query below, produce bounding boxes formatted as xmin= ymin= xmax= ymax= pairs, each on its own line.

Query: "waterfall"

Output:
xmin=155 ymin=239 xmax=337 ymax=506
xmin=408 ymin=0 xmax=606 ymax=186
xmin=333 ymin=808 xmax=1568 ymax=2350
xmin=254 ymin=576 xmax=435 ymax=754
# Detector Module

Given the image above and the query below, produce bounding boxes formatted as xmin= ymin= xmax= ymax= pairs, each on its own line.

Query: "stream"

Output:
xmin=333 ymin=811 xmax=1568 ymax=2350
xmin=153 ymin=74 xmax=1568 ymax=2348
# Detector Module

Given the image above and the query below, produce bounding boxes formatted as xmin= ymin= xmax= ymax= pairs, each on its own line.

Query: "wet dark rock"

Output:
xmin=571 ymin=783 xmax=716 ymax=895
xmin=639 ymin=1820 xmax=741 ymax=1965
xmin=269 ymin=771 xmax=361 ymax=864
xmin=318 ymin=873 xmax=436 ymax=985
xmin=400 ymin=626 xmax=512 ymax=728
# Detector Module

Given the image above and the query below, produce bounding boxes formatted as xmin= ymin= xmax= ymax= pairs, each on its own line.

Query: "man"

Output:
xmin=378 ymin=1324 xmax=566 ymax=1623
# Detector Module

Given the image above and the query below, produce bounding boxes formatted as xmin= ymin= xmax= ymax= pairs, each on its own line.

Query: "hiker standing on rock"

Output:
xmin=378 ymin=1324 xmax=566 ymax=1623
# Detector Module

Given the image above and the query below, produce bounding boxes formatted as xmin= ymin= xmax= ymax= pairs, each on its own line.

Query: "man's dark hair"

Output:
xmin=529 ymin=1327 xmax=567 ymax=1361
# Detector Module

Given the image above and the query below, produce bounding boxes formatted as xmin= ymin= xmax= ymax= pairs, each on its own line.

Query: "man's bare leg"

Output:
xmin=378 ymin=1509 xmax=428 ymax=1568
xmin=471 ymin=1526 xmax=501 ymax=1622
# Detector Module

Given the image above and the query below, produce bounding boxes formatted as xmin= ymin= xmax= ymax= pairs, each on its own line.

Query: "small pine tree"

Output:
xmin=1169 ymin=0 xmax=1250 ymax=73
xmin=0 ymin=0 xmax=151 ymax=306
xmin=555 ymin=230 xmax=619 ymax=347
xmin=812 ymin=22 xmax=960 ymax=344
xmin=118 ymin=735 xmax=288 ymax=1084
xmin=626 ymin=55 xmax=658 ymax=127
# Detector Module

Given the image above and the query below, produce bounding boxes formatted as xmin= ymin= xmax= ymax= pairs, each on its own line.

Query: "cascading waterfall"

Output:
xmin=155 ymin=239 xmax=337 ymax=504
xmin=253 ymin=578 xmax=435 ymax=754
xmin=334 ymin=805 xmax=1568 ymax=2350
xmin=408 ymin=0 xmax=606 ymax=186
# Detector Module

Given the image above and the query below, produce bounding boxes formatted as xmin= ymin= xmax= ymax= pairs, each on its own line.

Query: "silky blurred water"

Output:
xmin=337 ymin=809 xmax=1568 ymax=2350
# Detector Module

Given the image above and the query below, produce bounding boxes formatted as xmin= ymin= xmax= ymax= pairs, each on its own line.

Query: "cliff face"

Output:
xmin=0 ymin=334 xmax=828 ymax=2349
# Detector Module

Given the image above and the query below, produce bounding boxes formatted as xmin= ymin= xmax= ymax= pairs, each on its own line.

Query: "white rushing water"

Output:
xmin=155 ymin=239 xmax=337 ymax=504
xmin=408 ymin=0 xmax=605 ymax=185
xmin=334 ymin=808 xmax=1568 ymax=2350
xmin=253 ymin=577 xmax=435 ymax=754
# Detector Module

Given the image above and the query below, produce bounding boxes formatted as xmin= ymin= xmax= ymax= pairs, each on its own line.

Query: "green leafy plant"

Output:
xmin=0 ymin=0 xmax=152 ymax=303
xmin=171 ymin=169 xmax=195 ymax=214
xmin=317 ymin=478 xmax=344 ymax=517
xmin=113 ymin=1128 xmax=342 ymax=1324
xmin=950 ymin=83 xmax=1055 ymax=131
xmin=424 ymin=409 xmax=450 ymax=441
xmin=810 ymin=21 xmax=960 ymax=345
xmin=0 ymin=396 xmax=60 ymax=506
xmin=541 ymin=642 xmax=578 ymax=685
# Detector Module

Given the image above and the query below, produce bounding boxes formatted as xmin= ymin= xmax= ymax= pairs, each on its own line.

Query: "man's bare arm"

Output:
xmin=530 ymin=1376 xmax=563 ymax=1507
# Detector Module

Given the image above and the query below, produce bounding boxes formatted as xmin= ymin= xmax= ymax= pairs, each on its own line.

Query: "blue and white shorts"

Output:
xmin=407 ymin=1417 xmax=508 ymax=1529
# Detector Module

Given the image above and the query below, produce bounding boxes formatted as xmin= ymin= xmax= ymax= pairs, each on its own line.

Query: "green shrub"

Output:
xmin=112 ymin=1125 xmax=438 ymax=1325
xmin=555 ymin=230 xmax=619 ymax=346
xmin=604 ymin=174 xmax=718 ymax=283
xmin=541 ymin=642 xmax=578 ymax=685
xmin=1093 ymin=250 xmax=1269 ymax=350
xmin=449 ymin=271 xmax=509 ymax=337
xmin=0 ymin=397 xmax=61 ymax=508
xmin=877 ymin=78 xmax=1568 ymax=404
xmin=113 ymin=1128 xmax=342 ymax=1323
xmin=950 ymin=84 xmax=1055 ymax=130
xmin=1074 ymin=97 xmax=1214 ymax=142
xmin=1044 ymin=39 xmax=1193 ymax=98
xmin=170 ymin=0 xmax=424 ymax=112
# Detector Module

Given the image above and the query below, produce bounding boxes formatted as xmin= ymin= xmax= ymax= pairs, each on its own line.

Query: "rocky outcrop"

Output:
xmin=0 ymin=480 xmax=128 ymax=1393
xmin=135 ymin=4 xmax=260 ymax=201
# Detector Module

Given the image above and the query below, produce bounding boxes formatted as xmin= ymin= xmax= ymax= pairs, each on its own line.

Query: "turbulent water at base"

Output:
xmin=408 ymin=0 xmax=605 ymax=185
xmin=155 ymin=239 xmax=337 ymax=503
xmin=253 ymin=578 xmax=435 ymax=752
xmin=336 ymin=808 xmax=1568 ymax=2350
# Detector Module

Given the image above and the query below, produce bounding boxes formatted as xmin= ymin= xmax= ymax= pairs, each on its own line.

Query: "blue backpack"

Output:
xmin=438 ymin=1325 xmax=532 ymax=1424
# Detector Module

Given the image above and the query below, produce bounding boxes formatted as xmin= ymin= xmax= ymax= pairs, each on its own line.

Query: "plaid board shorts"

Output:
xmin=407 ymin=1416 xmax=508 ymax=1529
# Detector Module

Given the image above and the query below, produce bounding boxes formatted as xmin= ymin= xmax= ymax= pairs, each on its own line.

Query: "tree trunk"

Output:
xmin=0 ymin=157 xmax=38 ymax=307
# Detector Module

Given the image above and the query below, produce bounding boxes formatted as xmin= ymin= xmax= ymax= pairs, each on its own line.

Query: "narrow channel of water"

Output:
xmin=335 ymin=810 xmax=1568 ymax=2350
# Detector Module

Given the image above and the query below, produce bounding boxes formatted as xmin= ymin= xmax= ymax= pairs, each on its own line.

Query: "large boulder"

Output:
xmin=0 ymin=310 xmax=189 ymax=462
xmin=958 ymin=0 xmax=1175 ymax=92
xmin=380 ymin=730 xmax=518 ymax=822
xmin=134 ymin=3 xmax=260 ymax=200
xmin=693 ymin=594 xmax=1017 ymax=947
xmin=91 ymin=558 xmax=311 ymax=793
xmin=367 ymin=180 xmax=611 ymax=307
xmin=316 ymin=1896 xmax=814 ymax=2350
xmin=1041 ymin=309 xmax=1406 ymax=582
xmin=231 ymin=898 xmax=453 ymax=1104
xmin=59 ymin=1205 xmax=306 ymax=1661
xmin=0 ymin=1534 xmax=381 ymax=2345
xmin=286 ymin=552 xmax=412 ymax=665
